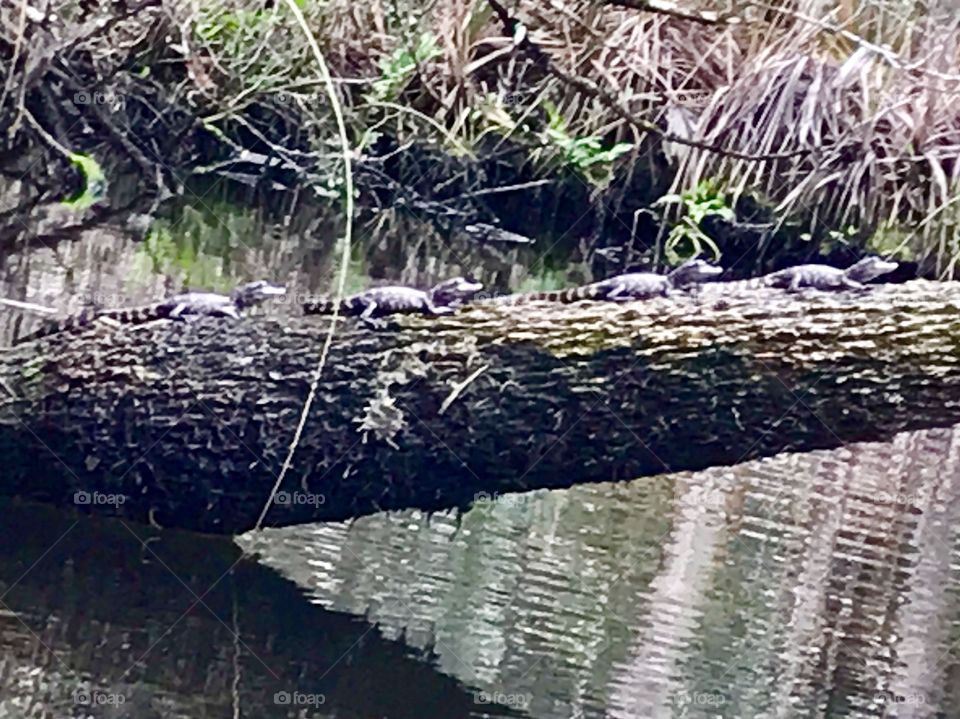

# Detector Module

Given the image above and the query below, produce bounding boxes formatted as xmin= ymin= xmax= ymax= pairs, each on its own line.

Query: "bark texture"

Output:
xmin=0 ymin=280 xmax=958 ymax=534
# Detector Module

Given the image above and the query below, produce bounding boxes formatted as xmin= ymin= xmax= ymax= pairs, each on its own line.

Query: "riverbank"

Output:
xmin=2 ymin=1 xmax=957 ymax=280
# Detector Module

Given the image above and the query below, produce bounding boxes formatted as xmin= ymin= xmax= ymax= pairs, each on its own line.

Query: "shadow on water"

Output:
xmin=0 ymin=500 xmax=523 ymax=718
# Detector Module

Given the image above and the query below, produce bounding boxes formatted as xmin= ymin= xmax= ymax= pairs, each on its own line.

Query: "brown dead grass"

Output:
xmin=4 ymin=0 xmax=960 ymax=274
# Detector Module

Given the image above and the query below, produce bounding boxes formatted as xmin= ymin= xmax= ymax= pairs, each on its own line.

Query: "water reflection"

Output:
xmin=0 ymin=206 xmax=566 ymax=345
xmin=0 ymin=501 xmax=522 ymax=718
xmin=239 ymin=425 xmax=960 ymax=719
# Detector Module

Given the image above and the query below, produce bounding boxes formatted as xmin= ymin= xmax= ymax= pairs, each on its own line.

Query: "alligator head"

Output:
xmin=845 ymin=256 xmax=898 ymax=283
xmin=230 ymin=280 xmax=287 ymax=309
xmin=429 ymin=276 xmax=484 ymax=308
xmin=669 ymin=258 xmax=724 ymax=286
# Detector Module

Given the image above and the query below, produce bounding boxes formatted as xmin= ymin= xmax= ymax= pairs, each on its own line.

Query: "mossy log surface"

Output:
xmin=1 ymin=280 xmax=958 ymax=534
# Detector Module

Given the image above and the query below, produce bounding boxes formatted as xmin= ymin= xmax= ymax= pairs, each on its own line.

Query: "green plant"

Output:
xmin=63 ymin=153 xmax=106 ymax=209
xmin=196 ymin=7 xmax=268 ymax=45
xmin=133 ymin=226 xmax=223 ymax=289
xmin=194 ymin=6 xmax=283 ymax=82
xmin=866 ymin=222 xmax=914 ymax=261
xmin=132 ymin=204 xmax=254 ymax=289
xmin=801 ymin=225 xmax=860 ymax=256
xmin=541 ymin=102 xmax=632 ymax=188
xmin=368 ymin=33 xmax=441 ymax=103
xmin=656 ymin=180 xmax=730 ymax=263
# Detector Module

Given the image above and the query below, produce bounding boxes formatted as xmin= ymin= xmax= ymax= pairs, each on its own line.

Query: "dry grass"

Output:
xmin=667 ymin=10 xmax=960 ymax=277
xmin=285 ymin=0 xmax=959 ymax=274
xmin=4 ymin=0 xmax=960 ymax=274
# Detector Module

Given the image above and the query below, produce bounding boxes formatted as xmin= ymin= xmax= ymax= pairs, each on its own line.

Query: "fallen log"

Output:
xmin=0 ymin=280 xmax=958 ymax=534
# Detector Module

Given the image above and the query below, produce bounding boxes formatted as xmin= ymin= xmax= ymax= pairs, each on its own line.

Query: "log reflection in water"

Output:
xmin=244 ymin=425 xmax=960 ymax=719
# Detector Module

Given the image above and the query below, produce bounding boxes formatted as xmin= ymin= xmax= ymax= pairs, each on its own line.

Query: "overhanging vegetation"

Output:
xmin=1 ymin=1 xmax=959 ymax=274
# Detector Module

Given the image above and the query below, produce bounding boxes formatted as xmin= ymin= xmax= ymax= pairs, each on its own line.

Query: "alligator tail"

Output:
xmin=493 ymin=286 xmax=598 ymax=305
xmin=13 ymin=307 xmax=99 ymax=345
xmin=302 ymin=298 xmax=335 ymax=315
xmin=99 ymin=304 xmax=175 ymax=324
xmin=548 ymin=288 xmax=588 ymax=303
xmin=545 ymin=285 xmax=606 ymax=302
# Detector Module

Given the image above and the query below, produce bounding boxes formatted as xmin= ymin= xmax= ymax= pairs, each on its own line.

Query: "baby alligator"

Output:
xmin=14 ymin=280 xmax=286 ymax=344
xmin=728 ymin=256 xmax=899 ymax=292
xmin=303 ymin=276 xmax=483 ymax=320
xmin=495 ymin=258 xmax=723 ymax=304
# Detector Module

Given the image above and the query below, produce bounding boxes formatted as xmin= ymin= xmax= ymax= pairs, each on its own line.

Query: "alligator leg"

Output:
xmin=358 ymin=300 xmax=387 ymax=329
xmin=605 ymin=283 xmax=629 ymax=302
xmin=422 ymin=298 xmax=454 ymax=316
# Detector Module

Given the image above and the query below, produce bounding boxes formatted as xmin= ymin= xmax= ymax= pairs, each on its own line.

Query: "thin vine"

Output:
xmin=254 ymin=0 xmax=354 ymax=532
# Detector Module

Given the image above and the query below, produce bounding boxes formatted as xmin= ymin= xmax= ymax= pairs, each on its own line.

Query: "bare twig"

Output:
xmin=22 ymin=108 xmax=73 ymax=160
xmin=451 ymin=179 xmax=554 ymax=199
xmin=439 ymin=365 xmax=489 ymax=415
xmin=359 ymin=100 xmax=475 ymax=156
xmin=0 ymin=298 xmax=58 ymax=315
xmin=605 ymin=0 xmax=739 ymax=26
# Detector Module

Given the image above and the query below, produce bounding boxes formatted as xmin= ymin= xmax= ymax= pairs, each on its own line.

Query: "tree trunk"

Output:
xmin=1 ymin=280 xmax=958 ymax=534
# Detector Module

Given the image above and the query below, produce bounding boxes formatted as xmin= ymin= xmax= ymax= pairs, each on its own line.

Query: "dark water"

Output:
xmin=0 ymin=500 xmax=522 ymax=719
xmin=1 ymin=216 xmax=958 ymax=717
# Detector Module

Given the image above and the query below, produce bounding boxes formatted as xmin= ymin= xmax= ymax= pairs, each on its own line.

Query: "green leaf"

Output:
xmin=656 ymin=180 xmax=728 ymax=262
xmin=368 ymin=32 xmax=441 ymax=102
xmin=63 ymin=153 xmax=106 ymax=209
xmin=543 ymin=101 xmax=564 ymax=131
